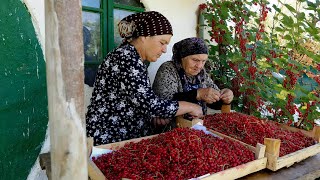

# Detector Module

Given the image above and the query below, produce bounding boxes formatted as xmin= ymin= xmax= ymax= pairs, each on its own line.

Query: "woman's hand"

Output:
xmin=176 ymin=101 xmax=203 ymax=118
xmin=188 ymin=103 xmax=204 ymax=118
xmin=197 ymin=87 xmax=221 ymax=104
xmin=220 ymin=88 xmax=233 ymax=104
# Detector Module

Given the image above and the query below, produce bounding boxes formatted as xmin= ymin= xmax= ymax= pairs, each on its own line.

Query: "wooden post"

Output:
xmin=45 ymin=0 xmax=87 ymax=179
xmin=255 ymin=143 xmax=266 ymax=160
xmin=313 ymin=126 xmax=320 ymax=142
xmin=264 ymin=138 xmax=280 ymax=171
xmin=221 ymin=104 xmax=231 ymax=113
xmin=264 ymin=138 xmax=280 ymax=157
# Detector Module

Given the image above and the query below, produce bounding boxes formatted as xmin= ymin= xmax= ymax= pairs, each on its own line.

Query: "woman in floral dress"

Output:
xmin=86 ymin=11 xmax=203 ymax=145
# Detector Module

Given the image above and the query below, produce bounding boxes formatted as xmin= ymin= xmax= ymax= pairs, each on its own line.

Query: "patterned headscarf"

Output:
xmin=118 ymin=11 xmax=173 ymax=42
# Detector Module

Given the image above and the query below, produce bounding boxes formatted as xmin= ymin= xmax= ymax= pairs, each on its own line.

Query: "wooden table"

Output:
xmin=241 ymin=153 xmax=320 ymax=180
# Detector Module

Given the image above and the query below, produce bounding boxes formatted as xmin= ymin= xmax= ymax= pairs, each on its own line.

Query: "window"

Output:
xmin=82 ymin=0 xmax=144 ymax=86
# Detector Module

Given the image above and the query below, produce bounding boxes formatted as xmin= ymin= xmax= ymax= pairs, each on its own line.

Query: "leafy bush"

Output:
xmin=200 ymin=0 xmax=320 ymax=130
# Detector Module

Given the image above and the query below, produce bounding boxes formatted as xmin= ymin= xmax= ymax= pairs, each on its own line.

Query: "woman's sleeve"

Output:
xmin=207 ymin=100 xmax=223 ymax=110
xmin=153 ymin=62 xmax=199 ymax=103
xmin=152 ymin=62 xmax=180 ymax=100
xmin=119 ymin=56 xmax=178 ymax=118
xmin=172 ymin=90 xmax=198 ymax=103
xmin=204 ymin=70 xmax=220 ymax=91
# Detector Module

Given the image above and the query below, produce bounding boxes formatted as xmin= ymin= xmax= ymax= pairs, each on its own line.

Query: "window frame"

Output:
xmin=82 ymin=0 xmax=144 ymax=66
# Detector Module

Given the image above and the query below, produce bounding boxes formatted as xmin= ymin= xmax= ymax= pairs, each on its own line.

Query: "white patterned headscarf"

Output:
xmin=118 ymin=11 xmax=173 ymax=42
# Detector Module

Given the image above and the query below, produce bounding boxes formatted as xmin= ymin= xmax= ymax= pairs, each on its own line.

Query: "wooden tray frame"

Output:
xmin=176 ymin=116 xmax=203 ymax=128
xmin=176 ymin=116 xmax=320 ymax=171
xmin=263 ymin=125 xmax=320 ymax=171
xmin=87 ymin=130 xmax=267 ymax=180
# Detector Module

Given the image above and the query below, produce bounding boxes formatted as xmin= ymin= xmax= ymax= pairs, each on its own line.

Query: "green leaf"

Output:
xmin=305 ymin=122 xmax=313 ymax=131
xmin=284 ymin=4 xmax=296 ymax=13
xmin=306 ymin=1 xmax=317 ymax=8
xmin=282 ymin=15 xmax=294 ymax=27
xmin=272 ymin=4 xmax=281 ymax=13
xmin=297 ymin=12 xmax=306 ymax=21
xmin=284 ymin=34 xmax=292 ymax=41
xmin=286 ymin=43 xmax=294 ymax=49
xmin=257 ymin=60 xmax=271 ymax=68
xmin=221 ymin=6 xmax=229 ymax=19
xmin=243 ymin=15 xmax=250 ymax=23
xmin=275 ymin=27 xmax=284 ymax=32
xmin=300 ymin=88 xmax=311 ymax=95
xmin=304 ymin=22 xmax=320 ymax=38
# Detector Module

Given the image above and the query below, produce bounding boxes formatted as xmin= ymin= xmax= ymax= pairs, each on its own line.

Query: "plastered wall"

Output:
xmin=142 ymin=0 xmax=206 ymax=84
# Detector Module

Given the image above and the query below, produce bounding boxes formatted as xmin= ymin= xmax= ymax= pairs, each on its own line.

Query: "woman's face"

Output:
xmin=181 ymin=54 xmax=208 ymax=76
xmin=143 ymin=35 xmax=172 ymax=62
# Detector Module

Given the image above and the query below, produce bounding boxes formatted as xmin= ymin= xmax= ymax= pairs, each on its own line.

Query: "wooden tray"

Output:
xmin=263 ymin=125 xmax=320 ymax=171
xmin=176 ymin=116 xmax=203 ymax=128
xmin=176 ymin=116 xmax=320 ymax=171
xmin=87 ymin=130 xmax=267 ymax=180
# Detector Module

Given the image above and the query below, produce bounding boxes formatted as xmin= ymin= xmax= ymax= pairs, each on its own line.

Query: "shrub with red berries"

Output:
xmin=199 ymin=0 xmax=320 ymax=130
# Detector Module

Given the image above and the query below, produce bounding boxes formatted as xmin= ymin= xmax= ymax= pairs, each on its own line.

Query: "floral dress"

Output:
xmin=86 ymin=44 xmax=179 ymax=145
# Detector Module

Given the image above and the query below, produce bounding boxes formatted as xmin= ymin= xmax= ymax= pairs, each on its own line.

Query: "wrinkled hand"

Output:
xmin=152 ymin=117 xmax=171 ymax=127
xmin=220 ymin=88 xmax=233 ymax=104
xmin=188 ymin=103 xmax=204 ymax=118
xmin=197 ymin=87 xmax=221 ymax=104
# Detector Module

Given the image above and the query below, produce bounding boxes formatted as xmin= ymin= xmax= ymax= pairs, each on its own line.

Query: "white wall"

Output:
xmin=142 ymin=0 xmax=206 ymax=84
xmin=23 ymin=0 xmax=45 ymax=54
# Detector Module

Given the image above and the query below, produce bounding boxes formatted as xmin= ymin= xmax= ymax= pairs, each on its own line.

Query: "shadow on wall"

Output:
xmin=85 ymin=84 xmax=94 ymax=111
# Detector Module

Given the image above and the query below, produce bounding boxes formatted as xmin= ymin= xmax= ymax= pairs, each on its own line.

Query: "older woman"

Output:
xmin=86 ymin=12 xmax=203 ymax=145
xmin=152 ymin=37 xmax=233 ymax=131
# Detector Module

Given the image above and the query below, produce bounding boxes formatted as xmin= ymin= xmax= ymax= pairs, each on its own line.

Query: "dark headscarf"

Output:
xmin=172 ymin=37 xmax=208 ymax=63
xmin=118 ymin=11 xmax=173 ymax=42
